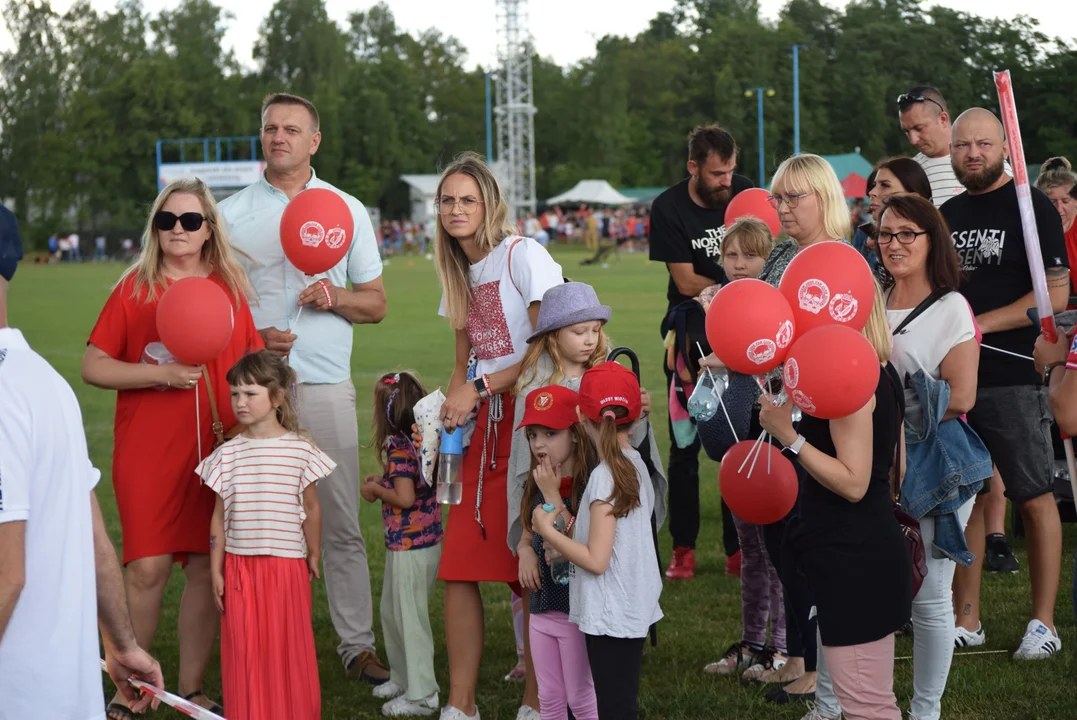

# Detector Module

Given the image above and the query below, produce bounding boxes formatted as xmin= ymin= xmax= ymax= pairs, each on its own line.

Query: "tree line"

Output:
xmin=1 ymin=0 xmax=1074 ymax=242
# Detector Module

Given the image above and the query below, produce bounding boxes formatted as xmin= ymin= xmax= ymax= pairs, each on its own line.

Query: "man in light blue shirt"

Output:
xmin=219 ymin=93 xmax=390 ymax=684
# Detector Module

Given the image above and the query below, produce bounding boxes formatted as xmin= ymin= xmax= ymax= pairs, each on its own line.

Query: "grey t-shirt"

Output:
xmin=569 ymin=448 xmax=663 ymax=638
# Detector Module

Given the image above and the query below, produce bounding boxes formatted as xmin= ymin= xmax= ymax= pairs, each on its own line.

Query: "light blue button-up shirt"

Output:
xmin=219 ymin=168 xmax=383 ymax=385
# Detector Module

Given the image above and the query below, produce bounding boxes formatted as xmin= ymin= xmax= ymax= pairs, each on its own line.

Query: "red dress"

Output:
xmin=88 ymin=274 xmax=264 ymax=564
xmin=437 ymin=393 xmax=519 ymax=584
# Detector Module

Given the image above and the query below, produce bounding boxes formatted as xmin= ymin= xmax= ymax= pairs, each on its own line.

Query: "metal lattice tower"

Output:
xmin=494 ymin=0 xmax=537 ymax=219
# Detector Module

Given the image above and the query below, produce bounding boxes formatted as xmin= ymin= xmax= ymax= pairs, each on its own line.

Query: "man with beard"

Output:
xmin=901 ymin=87 xmax=1020 ymax=575
xmin=649 ymin=124 xmax=752 ymax=579
xmin=940 ymin=107 xmax=1070 ymax=660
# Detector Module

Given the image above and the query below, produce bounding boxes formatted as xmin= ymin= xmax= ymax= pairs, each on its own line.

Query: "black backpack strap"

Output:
xmin=891 ymin=287 xmax=951 ymax=337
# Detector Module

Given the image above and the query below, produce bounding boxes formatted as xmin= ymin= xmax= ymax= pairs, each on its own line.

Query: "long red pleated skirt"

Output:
xmin=221 ymin=553 xmax=320 ymax=720
xmin=438 ymin=394 xmax=518 ymax=583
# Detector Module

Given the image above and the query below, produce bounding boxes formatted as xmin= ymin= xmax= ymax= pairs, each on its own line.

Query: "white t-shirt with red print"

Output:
xmin=440 ymin=236 xmax=564 ymax=377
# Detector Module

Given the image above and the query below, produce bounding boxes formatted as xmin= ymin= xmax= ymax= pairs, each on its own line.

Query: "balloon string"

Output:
xmin=747 ymin=431 xmax=767 ymax=479
xmin=981 ymin=343 xmax=1034 ymax=362
xmin=696 ymin=342 xmax=738 ymax=443
xmin=195 ymin=383 xmax=202 ymax=461
xmin=295 ymin=304 xmax=304 ymax=325
xmin=738 ymin=429 xmax=767 ymax=474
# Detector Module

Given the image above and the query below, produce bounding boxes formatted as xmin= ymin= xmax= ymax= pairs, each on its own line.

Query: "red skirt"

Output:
xmin=221 ymin=554 xmax=320 ymax=720
xmin=438 ymin=394 xmax=518 ymax=583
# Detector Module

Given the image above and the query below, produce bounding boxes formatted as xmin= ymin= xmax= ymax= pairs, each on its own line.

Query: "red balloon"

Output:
xmin=782 ymin=325 xmax=881 ymax=420
xmin=778 ymin=241 xmax=875 ymax=335
xmin=705 ymin=279 xmax=796 ymax=374
xmin=156 ymin=277 xmax=235 ymax=365
xmin=725 ymin=188 xmax=782 ymax=238
xmin=280 ymin=188 xmax=354 ymax=275
xmin=720 ymin=440 xmax=799 ymax=525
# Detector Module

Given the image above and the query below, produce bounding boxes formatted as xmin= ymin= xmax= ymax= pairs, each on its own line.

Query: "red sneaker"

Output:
xmin=725 ymin=549 xmax=742 ymax=577
xmin=665 ymin=546 xmax=695 ymax=579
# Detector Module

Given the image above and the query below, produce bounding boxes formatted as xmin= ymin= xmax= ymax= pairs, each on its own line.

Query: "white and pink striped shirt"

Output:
xmin=197 ymin=433 xmax=336 ymax=559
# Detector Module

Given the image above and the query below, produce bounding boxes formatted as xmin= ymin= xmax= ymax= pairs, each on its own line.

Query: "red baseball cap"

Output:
xmin=517 ymin=385 xmax=580 ymax=431
xmin=578 ymin=361 xmax=641 ymax=426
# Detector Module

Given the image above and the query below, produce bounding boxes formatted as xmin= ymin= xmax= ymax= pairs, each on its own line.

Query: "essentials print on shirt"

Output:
xmin=952 ymin=227 xmax=1007 ymax=271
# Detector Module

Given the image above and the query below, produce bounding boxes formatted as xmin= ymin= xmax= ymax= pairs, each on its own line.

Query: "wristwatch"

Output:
xmin=783 ymin=434 xmax=807 ymax=456
xmin=1044 ymin=362 xmax=1066 ymax=386
xmin=473 ymin=374 xmax=492 ymax=400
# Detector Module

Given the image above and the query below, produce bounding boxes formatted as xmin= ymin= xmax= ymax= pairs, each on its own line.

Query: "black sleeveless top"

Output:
xmin=791 ymin=363 xmax=913 ymax=647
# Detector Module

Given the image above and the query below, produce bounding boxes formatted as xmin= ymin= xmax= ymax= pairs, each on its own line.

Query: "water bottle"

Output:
xmin=688 ymin=369 xmax=727 ymax=422
xmin=542 ymin=503 xmax=571 ymax=585
xmin=436 ymin=426 xmax=464 ymax=505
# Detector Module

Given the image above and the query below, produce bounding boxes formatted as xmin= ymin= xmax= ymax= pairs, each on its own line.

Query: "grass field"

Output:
xmin=10 ymin=245 xmax=1077 ymax=719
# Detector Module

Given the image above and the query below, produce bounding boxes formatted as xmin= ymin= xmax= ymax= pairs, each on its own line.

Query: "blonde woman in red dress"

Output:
xmin=82 ymin=178 xmax=263 ymax=719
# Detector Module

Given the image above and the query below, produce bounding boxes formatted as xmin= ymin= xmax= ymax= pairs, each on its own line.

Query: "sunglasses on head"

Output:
xmin=153 ymin=211 xmax=206 ymax=232
xmin=896 ymin=93 xmax=944 ymax=114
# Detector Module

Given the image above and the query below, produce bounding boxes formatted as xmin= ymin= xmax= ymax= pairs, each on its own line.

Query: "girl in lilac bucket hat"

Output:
xmin=506 ymin=280 xmax=668 ymax=564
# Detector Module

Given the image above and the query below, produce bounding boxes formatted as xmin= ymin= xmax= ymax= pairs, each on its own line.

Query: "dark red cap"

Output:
xmin=578 ymin=361 xmax=641 ymax=426
xmin=517 ymin=385 xmax=580 ymax=431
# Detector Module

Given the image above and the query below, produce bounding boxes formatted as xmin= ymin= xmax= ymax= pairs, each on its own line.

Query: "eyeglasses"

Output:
xmin=154 ymin=211 xmax=206 ymax=232
xmin=435 ymin=196 xmax=484 ymax=215
xmin=877 ymin=230 xmax=927 ymax=245
xmin=767 ymin=193 xmax=810 ymax=210
xmin=897 ymin=93 xmax=945 ymax=114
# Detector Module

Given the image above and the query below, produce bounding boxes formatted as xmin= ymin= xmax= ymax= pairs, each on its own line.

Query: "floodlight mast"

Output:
xmin=494 ymin=0 xmax=537 ymax=219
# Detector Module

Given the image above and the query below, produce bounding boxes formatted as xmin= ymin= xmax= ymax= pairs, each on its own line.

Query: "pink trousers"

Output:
xmin=528 ymin=611 xmax=598 ymax=720
xmin=821 ymin=634 xmax=901 ymax=720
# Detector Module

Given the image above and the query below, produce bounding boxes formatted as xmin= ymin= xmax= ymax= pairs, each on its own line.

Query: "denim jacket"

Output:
xmin=901 ymin=370 xmax=992 ymax=566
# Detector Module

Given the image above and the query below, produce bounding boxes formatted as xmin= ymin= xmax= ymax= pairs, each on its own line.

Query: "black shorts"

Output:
xmin=966 ymin=385 xmax=1054 ymax=503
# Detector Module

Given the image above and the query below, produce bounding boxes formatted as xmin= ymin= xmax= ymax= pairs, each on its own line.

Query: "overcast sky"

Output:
xmin=0 ymin=0 xmax=1072 ymax=70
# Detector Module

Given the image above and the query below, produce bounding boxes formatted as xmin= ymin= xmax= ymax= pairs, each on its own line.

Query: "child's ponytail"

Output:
xmin=596 ymin=407 xmax=641 ymax=518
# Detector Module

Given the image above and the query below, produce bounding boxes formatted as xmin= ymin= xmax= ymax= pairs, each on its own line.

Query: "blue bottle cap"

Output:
xmin=439 ymin=425 xmax=464 ymax=454
xmin=542 ymin=503 xmax=556 ymax=512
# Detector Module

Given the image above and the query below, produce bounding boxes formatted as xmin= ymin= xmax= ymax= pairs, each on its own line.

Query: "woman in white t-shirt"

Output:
xmin=433 ymin=152 xmax=564 ymax=720
xmin=879 ymin=194 xmax=980 ymax=720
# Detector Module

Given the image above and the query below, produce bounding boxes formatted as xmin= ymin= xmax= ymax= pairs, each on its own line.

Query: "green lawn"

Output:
xmin=9 ymin=245 xmax=1077 ymax=719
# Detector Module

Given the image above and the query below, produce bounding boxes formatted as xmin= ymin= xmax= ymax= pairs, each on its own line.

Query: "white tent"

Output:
xmin=400 ymin=174 xmax=441 ymax=223
xmin=546 ymin=180 xmax=633 ymax=206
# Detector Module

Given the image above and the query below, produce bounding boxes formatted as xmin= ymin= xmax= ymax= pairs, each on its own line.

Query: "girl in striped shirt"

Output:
xmin=196 ymin=350 xmax=334 ymax=720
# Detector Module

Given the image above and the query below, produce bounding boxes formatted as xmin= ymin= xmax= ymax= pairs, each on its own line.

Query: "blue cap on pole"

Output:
xmin=440 ymin=425 xmax=464 ymax=455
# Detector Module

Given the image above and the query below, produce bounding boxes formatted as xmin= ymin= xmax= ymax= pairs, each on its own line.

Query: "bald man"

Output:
xmin=940 ymin=107 xmax=1070 ymax=661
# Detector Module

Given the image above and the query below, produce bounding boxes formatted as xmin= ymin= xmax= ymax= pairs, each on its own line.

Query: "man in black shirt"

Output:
xmin=649 ymin=124 xmax=753 ymax=579
xmin=941 ymin=108 xmax=1070 ymax=660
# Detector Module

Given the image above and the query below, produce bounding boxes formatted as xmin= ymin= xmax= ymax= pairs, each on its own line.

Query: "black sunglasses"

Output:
xmin=154 ymin=211 xmax=206 ymax=232
xmin=896 ymin=93 xmax=944 ymax=114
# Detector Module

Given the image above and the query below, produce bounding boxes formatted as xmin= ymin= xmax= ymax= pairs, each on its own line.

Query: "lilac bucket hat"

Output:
xmin=527 ymin=282 xmax=611 ymax=343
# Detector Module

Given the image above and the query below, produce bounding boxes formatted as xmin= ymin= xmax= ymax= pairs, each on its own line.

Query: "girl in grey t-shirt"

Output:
xmin=531 ymin=362 xmax=662 ymax=719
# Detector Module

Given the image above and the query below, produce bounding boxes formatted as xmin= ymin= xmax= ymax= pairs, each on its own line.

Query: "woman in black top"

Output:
xmin=760 ymin=286 xmax=912 ymax=720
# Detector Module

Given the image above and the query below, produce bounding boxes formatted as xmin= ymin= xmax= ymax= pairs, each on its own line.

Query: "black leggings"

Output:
xmin=585 ymin=634 xmax=645 ymax=719
xmin=752 ymin=409 xmax=818 ymax=671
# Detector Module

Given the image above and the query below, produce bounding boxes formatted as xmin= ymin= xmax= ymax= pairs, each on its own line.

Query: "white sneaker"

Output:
xmin=954 ymin=623 xmax=986 ymax=648
xmin=1013 ymin=619 xmax=1062 ymax=660
xmin=440 ymin=706 xmax=480 ymax=720
xmin=374 ymin=681 xmax=406 ymax=700
xmin=383 ymin=693 xmax=438 ymax=717
xmin=515 ymin=707 xmax=540 ymax=720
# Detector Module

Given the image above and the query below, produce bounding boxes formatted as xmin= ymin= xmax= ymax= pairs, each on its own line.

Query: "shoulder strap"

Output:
xmin=891 ymin=287 xmax=951 ymax=337
xmin=881 ymin=365 xmax=905 ymax=501
xmin=506 ymin=236 xmax=525 ymax=295
xmin=201 ymin=365 xmax=226 ymax=448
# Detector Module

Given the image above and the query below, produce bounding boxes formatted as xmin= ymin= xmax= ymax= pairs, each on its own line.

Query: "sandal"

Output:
xmin=105 ymin=704 xmax=135 ymax=720
xmin=183 ymin=690 xmax=225 ymax=715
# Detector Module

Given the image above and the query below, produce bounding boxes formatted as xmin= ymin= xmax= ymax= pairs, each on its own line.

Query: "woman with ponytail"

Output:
xmin=531 ymin=362 xmax=662 ymax=720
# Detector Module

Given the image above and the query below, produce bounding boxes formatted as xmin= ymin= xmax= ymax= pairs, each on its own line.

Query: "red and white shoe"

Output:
xmin=726 ymin=549 xmax=742 ymax=577
xmin=666 ymin=546 xmax=696 ymax=579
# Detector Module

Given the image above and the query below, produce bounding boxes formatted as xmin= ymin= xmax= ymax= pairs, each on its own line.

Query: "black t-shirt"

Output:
xmin=649 ymin=175 xmax=755 ymax=310
xmin=941 ymin=180 xmax=1069 ymax=387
